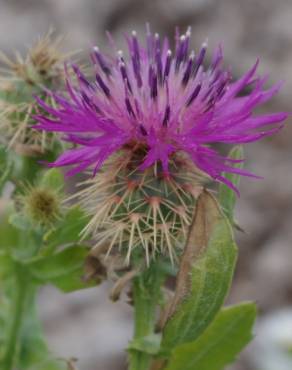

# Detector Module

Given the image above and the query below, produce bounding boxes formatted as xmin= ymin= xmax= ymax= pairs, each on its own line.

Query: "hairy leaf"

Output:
xmin=25 ymin=245 xmax=88 ymax=280
xmin=160 ymin=190 xmax=237 ymax=353
xmin=165 ymin=303 xmax=256 ymax=370
xmin=49 ymin=265 xmax=98 ymax=292
xmin=43 ymin=206 xmax=89 ymax=250
xmin=24 ymin=245 xmax=98 ymax=292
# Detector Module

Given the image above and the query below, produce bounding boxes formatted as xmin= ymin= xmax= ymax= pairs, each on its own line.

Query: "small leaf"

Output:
xmin=218 ymin=145 xmax=244 ymax=221
xmin=129 ymin=334 xmax=162 ymax=355
xmin=49 ymin=265 xmax=98 ymax=292
xmin=26 ymin=245 xmax=88 ymax=281
xmin=44 ymin=206 xmax=89 ymax=250
xmin=164 ymin=303 xmax=256 ymax=370
xmin=160 ymin=190 xmax=237 ymax=354
xmin=39 ymin=168 xmax=64 ymax=192
xmin=25 ymin=245 xmax=98 ymax=292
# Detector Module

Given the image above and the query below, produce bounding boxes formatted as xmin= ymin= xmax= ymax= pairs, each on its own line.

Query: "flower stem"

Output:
xmin=2 ymin=264 xmax=30 ymax=370
xmin=129 ymin=263 xmax=164 ymax=370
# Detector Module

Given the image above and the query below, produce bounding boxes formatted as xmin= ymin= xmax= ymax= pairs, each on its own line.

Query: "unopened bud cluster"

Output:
xmin=0 ymin=31 xmax=68 ymax=155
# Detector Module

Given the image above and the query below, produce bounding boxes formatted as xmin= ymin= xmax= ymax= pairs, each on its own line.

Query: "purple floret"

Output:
xmin=35 ymin=26 xmax=287 ymax=192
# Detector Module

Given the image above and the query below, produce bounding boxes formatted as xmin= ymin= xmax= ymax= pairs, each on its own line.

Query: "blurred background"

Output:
xmin=0 ymin=0 xmax=292 ymax=369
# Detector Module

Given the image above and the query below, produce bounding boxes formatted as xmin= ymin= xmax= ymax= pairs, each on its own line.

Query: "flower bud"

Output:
xmin=0 ymin=31 xmax=70 ymax=155
xmin=19 ymin=185 xmax=61 ymax=227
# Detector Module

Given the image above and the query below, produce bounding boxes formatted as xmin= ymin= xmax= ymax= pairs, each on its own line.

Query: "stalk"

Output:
xmin=2 ymin=264 xmax=31 ymax=370
xmin=129 ymin=262 xmax=164 ymax=370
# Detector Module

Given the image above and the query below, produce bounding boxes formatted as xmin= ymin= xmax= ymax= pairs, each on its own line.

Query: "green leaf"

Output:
xmin=129 ymin=334 xmax=162 ymax=355
xmin=218 ymin=145 xmax=244 ymax=221
xmin=26 ymin=245 xmax=88 ymax=281
xmin=39 ymin=168 xmax=64 ymax=192
xmin=43 ymin=206 xmax=89 ymax=250
xmin=160 ymin=191 xmax=237 ymax=354
xmin=25 ymin=245 xmax=96 ymax=292
xmin=164 ymin=302 xmax=257 ymax=370
xmin=49 ymin=264 xmax=97 ymax=292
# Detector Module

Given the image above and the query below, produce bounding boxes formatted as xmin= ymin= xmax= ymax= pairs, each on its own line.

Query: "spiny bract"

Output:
xmin=77 ymin=148 xmax=204 ymax=264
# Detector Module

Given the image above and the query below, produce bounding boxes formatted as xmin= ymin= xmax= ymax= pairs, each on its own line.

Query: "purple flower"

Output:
xmin=35 ymin=26 xmax=287 ymax=192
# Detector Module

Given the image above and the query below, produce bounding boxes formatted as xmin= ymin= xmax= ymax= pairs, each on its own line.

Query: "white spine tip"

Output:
xmin=146 ymin=22 xmax=151 ymax=34
xmin=186 ymin=26 xmax=192 ymax=36
xmin=180 ymin=35 xmax=186 ymax=41
xmin=202 ymin=39 xmax=209 ymax=48
xmin=132 ymin=30 xmax=137 ymax=37
xmin=93 ymin=46 xmax=99 ymax=52
xmin=167 ymin=49 xmax=172 ymax=56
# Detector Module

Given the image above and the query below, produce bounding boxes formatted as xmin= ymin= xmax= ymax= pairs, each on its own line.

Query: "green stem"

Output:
xmin=1 ymin=142 xmax=44 ymax=369
xmin=2 ymin=264 xmax=30 ymax=370
xmin=129 ymin=263 xmax=164 ymax=370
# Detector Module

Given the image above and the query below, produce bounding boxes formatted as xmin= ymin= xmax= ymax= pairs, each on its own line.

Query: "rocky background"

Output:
xmin=0 ymin=1 xmax=292 ymax=369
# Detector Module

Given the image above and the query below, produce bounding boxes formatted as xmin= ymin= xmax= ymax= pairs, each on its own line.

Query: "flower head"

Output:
xmin=35 ymin=26 xmax=287 ymax=192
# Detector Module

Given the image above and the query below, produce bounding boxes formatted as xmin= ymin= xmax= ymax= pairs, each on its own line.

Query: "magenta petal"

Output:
xmin=33 ymin=28 xmax=287 ymax=193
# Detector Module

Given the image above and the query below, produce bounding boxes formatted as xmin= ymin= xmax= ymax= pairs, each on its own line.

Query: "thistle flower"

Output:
xmin=0 ymin=31 xmax=70 ymax=155
xmin=34 ymin=26 xmax=287 ymax=263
